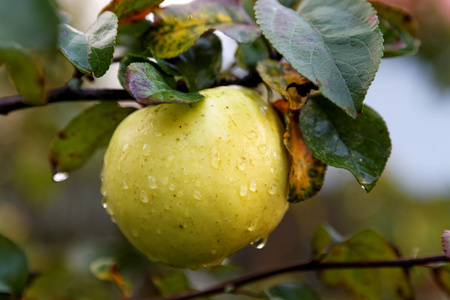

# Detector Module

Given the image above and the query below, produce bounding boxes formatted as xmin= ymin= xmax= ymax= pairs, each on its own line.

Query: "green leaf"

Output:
xmin=311 ymin=225 xmax=343 ymax=259
xmin=102 ymin=0 xmax=162 ymax=24
xmin=299 ymin=95 xmax=391 ymax=191
xmin=86 ymin=11 xmax=119 ymax=77
xmin=0 ymin=0 xmax=58 ymax=52
xmin=49 ymin=102 xmax=136 ymax=175
xmin=0 ymin=48 xmax=46 ymax=106
xmin=118 ymin=54 xmax=153 ymax=91
xmin=315 ymin=228 xmax=413 ymax=300
xmin=146 ymin=0 xmax=260 ymax=58
xmin=152 ymin=272 xmax=191 ymax=297
xmin=58 ymin=24 xmax=90 ymax=73
xmin=57 ymin=12 xmax=118 ymax=77
xmin=236 ymin=37 xmax=269 ymax=69
xmin=255 ymin=0 xmax=383 ymax=118
xmin=432 ymin=264 xmax=450 ymax=297
xmin=266 ymin=284 xmax=320 ymax=300
xmin=125 ymin=62 xmax=204 ymax=104
xmin=0 ymin=233 xmax=29 ymax=296
xmin=370 ymin=1 xmax=420 ymax=58
xmin=161 ymin=33 xmax=222 ymax=92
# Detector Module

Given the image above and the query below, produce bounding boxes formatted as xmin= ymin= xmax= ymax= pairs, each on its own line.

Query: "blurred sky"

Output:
xmin=57 ymin=0 xmax=450 ymax=198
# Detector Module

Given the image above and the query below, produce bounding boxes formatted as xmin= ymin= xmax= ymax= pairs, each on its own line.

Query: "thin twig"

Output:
xmin=0 ymin=87 xmax=133 ymax=115
xmin=0 ymin=72 xmax=263 ymax=115
xmin=135 ymin=255 xmax=449 ymax=300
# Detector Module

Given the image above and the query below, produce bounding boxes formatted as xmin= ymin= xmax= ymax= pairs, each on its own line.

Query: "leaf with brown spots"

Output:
xmin=102 ymin=0 xmax=162 ymax=25
xmin=257 ymin=59 xmax=316 ymax=110
xmin=369 ymin=1 xmax=420 ymax=58
xmin=145 ymin=0 xmax=260 ymax=58
xmin=284 ymin=108 xmax=326 ymax=202
xmin=49 ymin=102 xmax=136 ymax=176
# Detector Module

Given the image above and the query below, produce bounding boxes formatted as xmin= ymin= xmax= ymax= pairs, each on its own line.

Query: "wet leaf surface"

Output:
xmin=299 ymin=95 xmax=391 ymax=191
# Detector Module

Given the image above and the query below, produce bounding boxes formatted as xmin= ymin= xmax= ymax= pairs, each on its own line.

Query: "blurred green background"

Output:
xmin=1 ymin=0 xmax=450 ymax=299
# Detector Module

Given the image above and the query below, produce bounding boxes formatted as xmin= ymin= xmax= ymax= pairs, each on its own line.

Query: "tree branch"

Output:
xmin=0 ymin=71 xmax=263 ymax=115
xmin=136 ymin=255 xmax=449 ymax=300
xmin=0 ymin=87 xmax=134 ymax=115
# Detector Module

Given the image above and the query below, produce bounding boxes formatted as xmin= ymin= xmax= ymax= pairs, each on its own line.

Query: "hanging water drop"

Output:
xmin=102 ymin=197 xmax=108 ymax=209
xmin=251 ymin=237 xmax=268 ymax=249
xmin=53 ymin=172 xmax=69 ymax=182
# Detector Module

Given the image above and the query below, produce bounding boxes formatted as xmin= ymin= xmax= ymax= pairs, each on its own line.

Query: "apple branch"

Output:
xmin=138 ymin=254 xmax=449 ymax=300
xmin=0 ymin=71 xmax=262 ymax=115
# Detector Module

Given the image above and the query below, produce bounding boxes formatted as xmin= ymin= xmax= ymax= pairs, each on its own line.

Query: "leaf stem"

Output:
xmin=135 ymin=255 xmax=448 ymax=300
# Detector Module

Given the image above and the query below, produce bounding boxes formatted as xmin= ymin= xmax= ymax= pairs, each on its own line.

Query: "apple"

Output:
xmin=100 ymin=86 xmax=289 ymax=269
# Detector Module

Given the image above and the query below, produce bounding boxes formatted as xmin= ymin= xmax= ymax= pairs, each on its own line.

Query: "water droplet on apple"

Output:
xmin=193 ymin=190 xmax=202 ymax=200
xmin=244 ymin=130 xmax=258 ymax=139
xmin=195 ymin=180 xmax=201 ymax=187
xmin=247 ymin=219 xmax=258 ymax=231
xmin=161 ymin=177 xmax=169 ymax=185
xmin=142 ymin=143 xmax=151 ymax=156
xmin=154 ymin=131 xmax=162 ymax=137
xmin=249 ymin=179 xmax=257 ymax=192
xmin=257 ymin=144 xmax=267 ymax=154
xmin=140 ymin=190 xmax=149 ymax=203
xmin=251 ymin=237 xmax=268 ymax=249
xmin=237 ymin=157 xmax=246 ymax=171
xmin=122 ymin=179 xmax=129 ymax=190
xmin=177 ymin=190 xmax=184 ymax=197
xmin=169 ymin=184 xmax=176 ymax=191
xmin=100 ymin=185 xmax=107 ymax=196
xmin=111 ymin=216 xmax=117 ymax=223
xmin=101 ymin=197 xmax=108 ymax=209
xmin=148 ymin=176 xmax=157 ymax=189
xmin=165 ymin=155 xmax=174 ymax=167
xmin=240 ymin=184 xmax=248 ymax=196
xmin=53 ymin=172 xmax=69 ymax=182
xmin=268 ymin=184 xmax=277 ymax=195
xmin=210 ymin=147 xmax=221 ymax=169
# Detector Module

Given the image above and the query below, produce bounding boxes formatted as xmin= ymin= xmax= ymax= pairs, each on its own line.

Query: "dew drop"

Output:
xmin=122 ymin=179 xmax=129 ymax=190
xmin=240 ymin=184 xmax=248 ymax=196
xmin=251 ymin=237 xmax=268 ymax=249
xmin=210 ymin=147 xmax=221 ymax=169
xmin=161 ymin=177 xmax=169 ymax=185
xmin=272 ymin=150 xmax=278 ymax=157
xmin=237 ymin=157 xmax=246 ymax=171
xmin=361 ymin=185 xmax=367 ymax=191
xmin=247 ymin=219 xmax=258 ymax=232
xmin=169 ymin=183 xmax=176 ymax=191
xmin=142 ymin=144 xmax=151 ymax=156
xmin=244 ymin=130 xmax=258 ymax=139
xmin=53 ymin=172 xmax=69 ymax=182
xmin=176 ymin=139 xmax=187 ymax=150
xmin=193 ymin=190 xmax=202 ymax=200
xmin=154 ymin=131 xmax=162 ymax=137
xmin=257 ymin=144 xmax=267 ymax=154
xmin=177 ymin=189 xmax=184 ymax=197
xmin=140 ymin=190 xmax=149 ymax=203
xmin=100 ymin=185 xmax=107 ymax=196
xmin=148 ymin=176 xmax=157 ymax=189
xmin=249 ymin=179 xmax=257 ymax=192
xmin=102 ymin=197 xmax=108 ymax=209
xmin=268 ymin=184 xmax=277 ymax=195
xmin=181 ymin=168 xmax=189 ymax=176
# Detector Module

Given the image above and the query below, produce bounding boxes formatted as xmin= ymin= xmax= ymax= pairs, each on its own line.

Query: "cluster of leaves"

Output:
xmin=0 ymin=0 xmax=420 ymax=200
xmin=0 ymin=0 xmax=430 ymax=299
